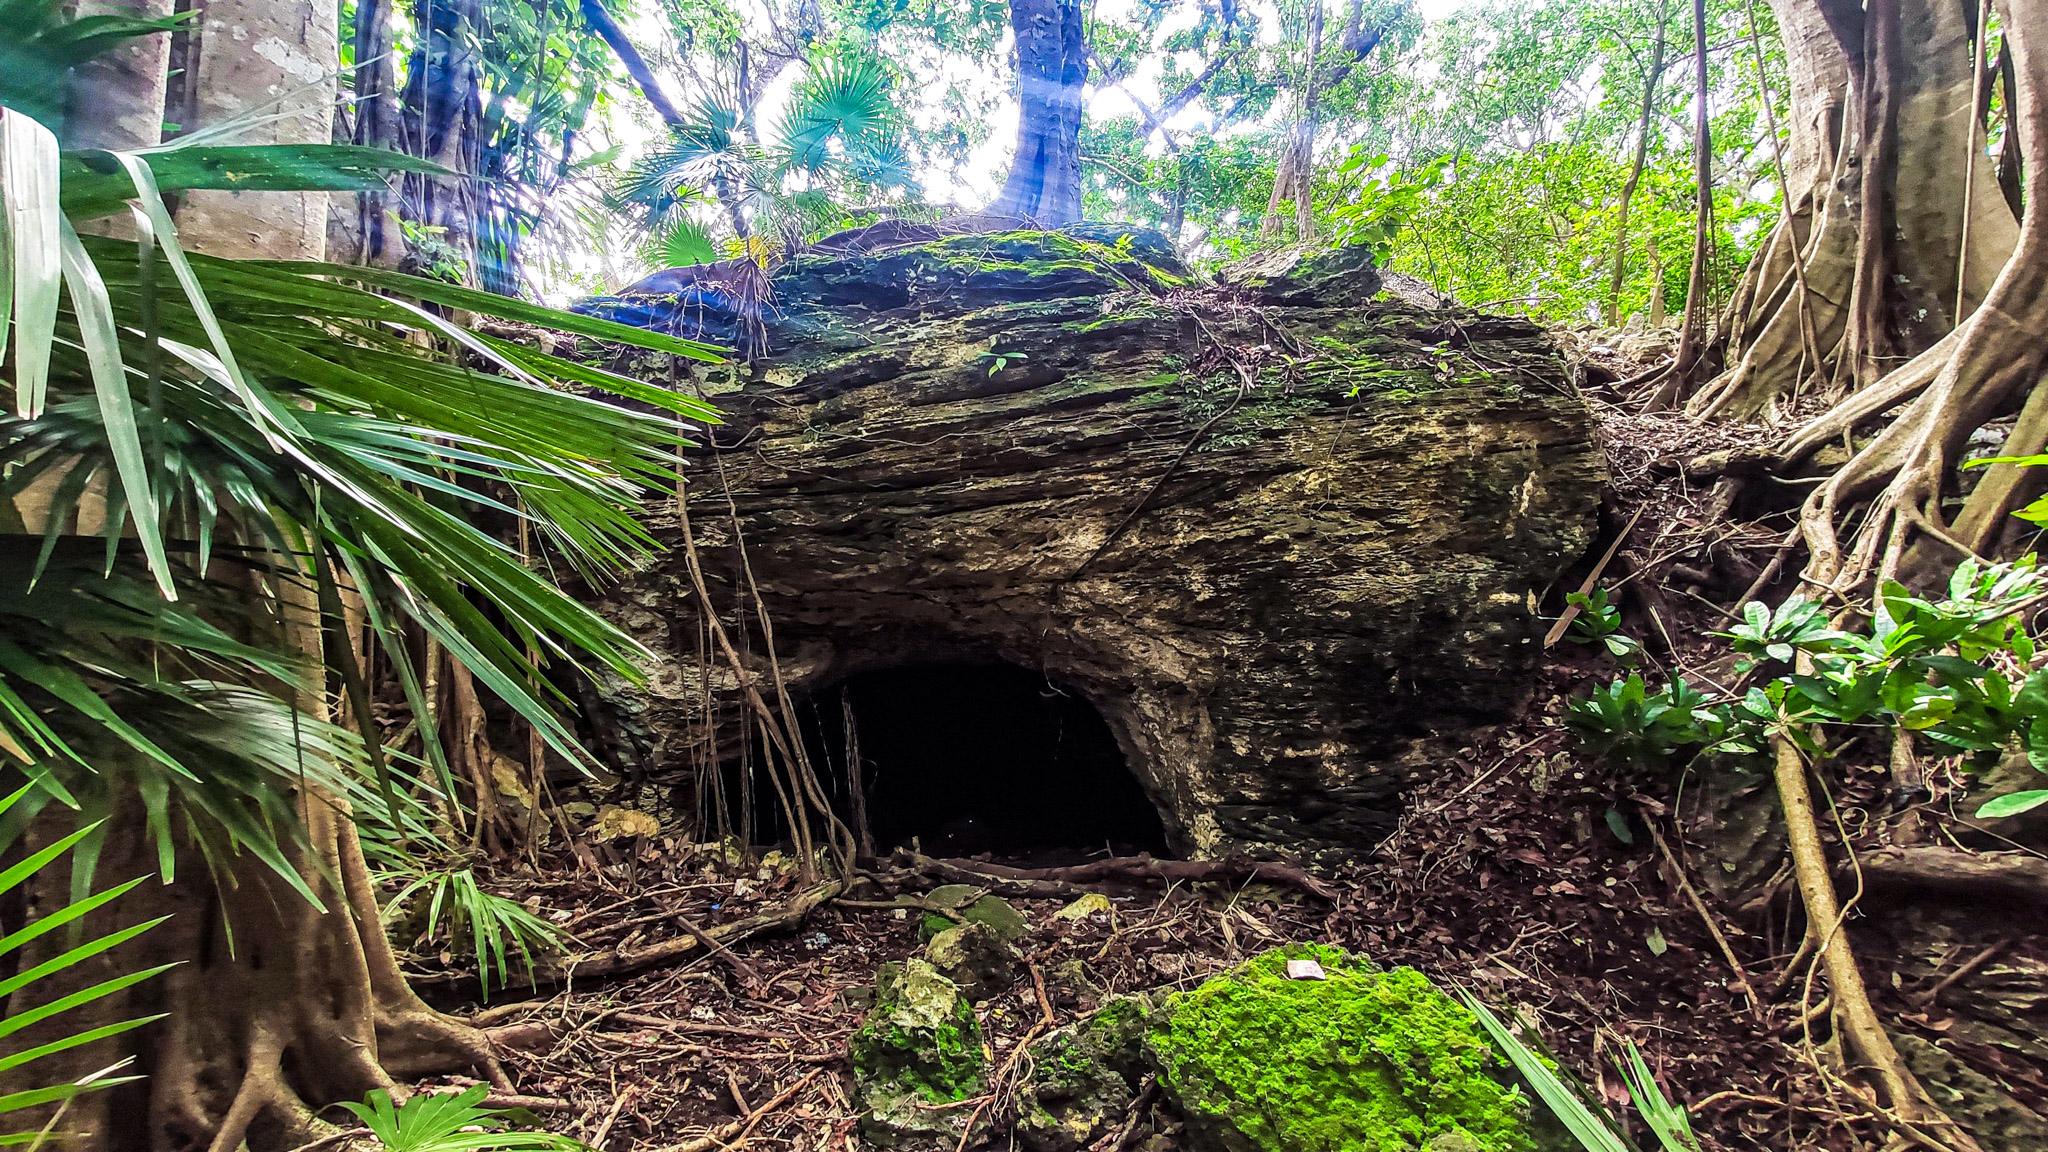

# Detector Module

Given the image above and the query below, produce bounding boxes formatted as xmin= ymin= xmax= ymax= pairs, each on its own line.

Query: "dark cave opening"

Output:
xmin=799 ymin=662 xmax=1170 ymax=861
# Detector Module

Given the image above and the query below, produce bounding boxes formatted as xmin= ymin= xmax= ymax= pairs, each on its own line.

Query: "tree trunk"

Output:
xmin=169 ymin=0 xmax=339 ymax=261
xmin=1694 ymin=0 xmax=2019 ymax=418
xmin=400 ymin=0 xmax=484 ymax=283
xmin=1606 ymin=19 xmax=1669 ymax=325
xmin=1660 ymin=0 xmax=1716 ymax=398
xmin=61 ymin=0 xmax=174 ymax=150
xmin=345 ymin=0 xmax=406 ymax=266
xmin=988 ymin=0 xmax=1086 ymax=225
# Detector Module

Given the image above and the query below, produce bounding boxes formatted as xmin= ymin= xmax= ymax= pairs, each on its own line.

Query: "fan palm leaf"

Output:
xmin=776 ymin=54 xmax=899 ymax=175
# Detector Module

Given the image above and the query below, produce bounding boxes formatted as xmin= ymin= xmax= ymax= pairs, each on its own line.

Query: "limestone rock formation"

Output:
xmin=1016 ymin=995 xmax=1157 ymax=1152
xmin=925 ymin=920 xmax=1023 ymax=1001
xmin=585 ymin=226 xmax=1602 ymax=855
xmin=849 ymin=959 xmax=990 ymax=1150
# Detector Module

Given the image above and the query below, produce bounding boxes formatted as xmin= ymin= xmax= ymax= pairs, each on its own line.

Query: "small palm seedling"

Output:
xmin=0 ymin=783 xmax=172 ymax=1143
xmin=342 ymin=1084 xmax=586 ymax=1151
xmin=1564 ymin=587 xmax=1642 ymax=662
xmin=381 ymin=865 xmax=566 ymax=999
xmin=1459 ymin=992 xmax=1702 ymax=1152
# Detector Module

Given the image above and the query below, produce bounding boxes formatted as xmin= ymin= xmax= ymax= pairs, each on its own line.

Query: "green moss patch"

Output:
xmin=1147 ymin=945 xmax=1533 ymax=1152
xmin=851 ymin=959 xmax=989 ymax=1104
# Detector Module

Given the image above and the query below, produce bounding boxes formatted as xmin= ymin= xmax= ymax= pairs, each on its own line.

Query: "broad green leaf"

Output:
xmin=2 ymin=108 xmax=62 ymax=417
xmin=1976 ymin=790 xmax=2048 ymax=820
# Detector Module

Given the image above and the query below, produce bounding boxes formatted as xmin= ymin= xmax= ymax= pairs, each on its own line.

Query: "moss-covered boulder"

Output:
xmin=1146 ymin=945 xmax=1535 ymax=1152
xmin=850 ymin=960 xmax=991 ymax=1150
xmin=925 ymin=919 xmax=1023 ymax=1000
xmin=1018 ymin=995 xmax=1157 ymax=1152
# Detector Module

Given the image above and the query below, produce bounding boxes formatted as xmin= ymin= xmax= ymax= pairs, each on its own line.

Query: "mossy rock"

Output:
xmin=1018 ymin=995 xmax=1158 ymax=1152
xmin=919 ymin=892 xmax=1031 ymax=943
xmin=850 ymin=960 xmax=991 ymax=1151
xmin=1218 ymin=245 xmax=1381 ymax=307
xmin=926 ymin=919 xmax=1023 ymax=1000
xmin=1146 ymin=945 xmax=1536 ymax=1152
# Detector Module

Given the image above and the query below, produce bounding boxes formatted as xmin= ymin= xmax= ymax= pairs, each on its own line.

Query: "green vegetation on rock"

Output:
xmin=851 ymin=960 xmax=992 ymax=1150
xmin=1019 ymin=995 xmax=1158 ymax=1152
xmin=852 ymin=960 xmax=989 ymax=1104
xmin=1147 ymin=945 xmax=1533 ymax=1152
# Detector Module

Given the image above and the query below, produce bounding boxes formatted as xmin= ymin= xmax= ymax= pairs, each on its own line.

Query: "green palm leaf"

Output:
xmin=0 ymin=785 xmax=168 ymax=1143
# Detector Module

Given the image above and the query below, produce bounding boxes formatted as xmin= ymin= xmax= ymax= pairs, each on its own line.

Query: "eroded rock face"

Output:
xmin=588 ymin=226 xmax=1601 ymax=856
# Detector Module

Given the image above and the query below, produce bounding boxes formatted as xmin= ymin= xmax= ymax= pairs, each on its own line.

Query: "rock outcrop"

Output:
xmin=587 ymin=226 xmax=1602 ymax=856
xmin=849 ymin=959 xmax=990 ymax=1150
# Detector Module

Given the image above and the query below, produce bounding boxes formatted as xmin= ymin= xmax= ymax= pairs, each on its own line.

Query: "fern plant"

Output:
xmin=0 ymin=782 xmax=170 ymax=1144
xmin=342 ymin=1085 xmax=585 ymax=1151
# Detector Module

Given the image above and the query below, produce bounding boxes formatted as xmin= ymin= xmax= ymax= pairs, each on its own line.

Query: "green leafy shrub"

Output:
xmin=1563 ymin=587 xmax=1643 ymax=661
xmin=1567 ymin=557 xmax=2048 ymax=818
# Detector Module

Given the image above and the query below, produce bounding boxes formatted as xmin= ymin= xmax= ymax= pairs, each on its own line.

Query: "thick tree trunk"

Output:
xmin=1695 ymin=0 xmax=2019 ymax=418
xmin=169 ymin=0 xmax=338 ymax=260
xmin=988 ymin=0 xmax=1086 ymax=225
xmin=4 ymin=9 xmax=506 ymax=1148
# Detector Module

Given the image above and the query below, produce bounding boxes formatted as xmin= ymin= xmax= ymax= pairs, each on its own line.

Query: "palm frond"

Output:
xmin=0 ymin=0 xmax=187 ymax=128
xmin=1 ymin=107 xmax=725 ymax=899
xmin=1458 ymin=990 xmax=1636 ymax=1152
xmin=643 ymin=215 xmax=718 ymax=268
xmin=341 ymin=1084 xmax=585 ymax=1151
xmin=777 ymin=53 xmax=899 ymax=174
xmin=0 ymin=783 xmax=169 ymax=1144
xmin=609 ymin=100 xmax=749 ymax=214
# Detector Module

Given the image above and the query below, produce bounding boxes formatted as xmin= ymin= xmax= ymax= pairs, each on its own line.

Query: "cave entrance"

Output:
xmin=801 ymin=662 xmax=1169 ymax=861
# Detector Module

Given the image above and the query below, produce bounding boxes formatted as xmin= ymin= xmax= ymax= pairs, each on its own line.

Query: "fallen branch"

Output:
xmin=1847 ymin=846 xmax=2048 ymax=907
xmin=1648 ymin=823 xmax=1764 ymax=1020
xmin=895 ymin=850 xmax=1338 ymax=901
xmin=545 ymin=879 xmax=845 ymax=984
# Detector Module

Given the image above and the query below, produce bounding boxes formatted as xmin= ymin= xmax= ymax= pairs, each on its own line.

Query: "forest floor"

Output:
xmin=403 ymin=346 xmax=1952 ymax=1152
xmin=414 ymin=673 xmax=1842 ymax=1152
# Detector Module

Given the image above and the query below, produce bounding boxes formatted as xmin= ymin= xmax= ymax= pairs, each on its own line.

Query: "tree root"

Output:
xmin=887 ymin=849 xmax=1339 ymax=901
xmin=531 ymin=879 xmax=847 ymax=985
xmin=1772 ymin=735 xmax=1984 ymax=1152
xmin=1847 ymin=845 xmax=2048 ymax=906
